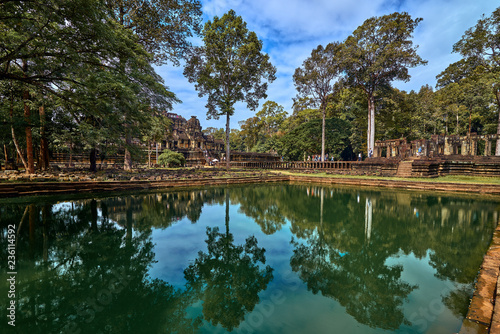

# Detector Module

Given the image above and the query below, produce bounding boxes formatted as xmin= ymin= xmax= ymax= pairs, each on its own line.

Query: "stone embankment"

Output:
xmin=287 ymin=175 xmax=500 ymax=196
xmin=3 ymin=168 xmax=500 ymax=333
xmin=0 ymin=169 xmax=288 ymax=198
xmin=460 ymin=223 xmax=500 ymax=334
xmin=2 ymin=169 xmax=500 ymax=198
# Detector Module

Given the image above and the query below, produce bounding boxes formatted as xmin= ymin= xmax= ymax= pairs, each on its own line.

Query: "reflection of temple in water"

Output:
xmin=103 ymin=189 xmax=226 ymax=228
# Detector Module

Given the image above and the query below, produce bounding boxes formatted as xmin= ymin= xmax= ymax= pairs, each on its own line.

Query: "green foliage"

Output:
xmin=105 ymin=0 xmax=203 ymax=65
xmin=184 ymin=10 xmax=276 ymax=118
xmin=0 ymin=0 xmax=184 ymax=171
xmin=184 ymin=9 xmax=276 ymax=166
xmin=157 ymin=150 xmax=186 ymax=167
xmin=294 ymin=43 xmax=343 ymax=109
xmin=255 ymin=101 xmax=287 ymax=136
xmin=341 ymin=12 xmax=427 ymax=153
xmin=342 ymin=12 xmax=427 ymax=91
xmin=229 ymin=129 xmax=246 ymax=152
xmin=202 ymin=127 xmax=225 ymax=140
xmin=142 ymin=114 xmax=172 ymax=144
xmin=437 ymin=6 xmax=500 ymax=150
xmin=278 ymin=118 xmax=354 ymax=161
xmin=235 ymin=101 xmax=287 ymax=153
xmin=281 ymin=98 xmax=322 ymax=133
xmin=294 ymin=43 xmax=342 ymax=159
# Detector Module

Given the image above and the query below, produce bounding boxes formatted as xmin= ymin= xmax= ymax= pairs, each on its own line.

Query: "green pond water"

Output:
xmin=1 ymin=183 xmax=499 ymax=334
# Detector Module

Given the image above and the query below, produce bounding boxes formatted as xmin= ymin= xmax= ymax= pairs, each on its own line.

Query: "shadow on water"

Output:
xmin=0 ymin=184 xmax=498 ymax=333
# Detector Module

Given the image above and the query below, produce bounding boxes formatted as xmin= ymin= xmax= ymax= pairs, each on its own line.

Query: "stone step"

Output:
xmin=397 ymin=160 xmax=414 ymax=177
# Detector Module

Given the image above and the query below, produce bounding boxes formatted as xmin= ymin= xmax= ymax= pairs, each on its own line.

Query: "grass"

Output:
xmin=272 ymin=170 xmax=500 ymax=185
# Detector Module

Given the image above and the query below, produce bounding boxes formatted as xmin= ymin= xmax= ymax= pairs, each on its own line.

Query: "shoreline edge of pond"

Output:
xmin=2 ymin=173 xmax=500 ymax=333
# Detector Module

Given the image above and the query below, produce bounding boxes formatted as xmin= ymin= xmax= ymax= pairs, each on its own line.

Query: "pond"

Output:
xmin=0 ymin=183 xmax=499 ymax=334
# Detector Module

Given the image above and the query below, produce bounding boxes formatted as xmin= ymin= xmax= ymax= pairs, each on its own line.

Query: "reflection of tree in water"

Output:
xmin=0 ymin=185 xmax=498 ymax=332
xmin=101 ymin=188 xmax=226 ymax=230
xmin=184 ymin=190 xmax=274 ymax=331
xmin=289 ymin=194 xmax=416 ymax=330
xmin=231 ymin=185 xmax=288 ymax=234
xmin=184 ymin=227 xmax=273 ymax=331
xmin=284 ymin=186 xmax=498 ymax=329
xmin=0 ymin=200 xmax=199 ymax=334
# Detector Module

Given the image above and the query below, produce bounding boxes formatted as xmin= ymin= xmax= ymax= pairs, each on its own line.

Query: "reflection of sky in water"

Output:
xmin=145 ymin=186 xmax=493 ymax=334
xmin=4 ymin=184 xmax=498 ymax=334
xmin=149 ymin=203 xmax=294 ymax=288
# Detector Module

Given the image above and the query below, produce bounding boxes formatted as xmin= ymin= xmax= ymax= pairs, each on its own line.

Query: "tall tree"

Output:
xmin=239 ymin=116 xmax=261 ymax=151
xmin=184 ymin=10 xmax=276 ymax=169
xmin=255 ymin=101 xmax=287 ymax=137
xmin=281 ymin=97 xmax=321 ymax=133
xmin=446 ymin=7 xmax=500 ymax=154
xmin=341 ymin=12 xmax=426 ymax=157
xmin=294 ymin=42 xmax=342 ymax=161
xmin=105 ymin=0 xmax=202 ymax=66
xmin=0 ymin=0 xmax=120 ymax=173
xmin=141 ymin=113 xmax=172 ymax=167
xmin=106 ymin=0 xmax=202 ymax=170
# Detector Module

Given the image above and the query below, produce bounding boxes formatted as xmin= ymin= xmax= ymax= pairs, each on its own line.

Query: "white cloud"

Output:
xmin=156 ymin=0 xmax=500 ymax=129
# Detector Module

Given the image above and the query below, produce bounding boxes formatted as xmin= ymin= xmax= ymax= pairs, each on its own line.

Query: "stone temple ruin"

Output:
xmin=161 ymin=113 xmax=225 ymax=166
xmin=161 ymin=113 xmax=279 ymax=166
xmin=363 ymin=134 xmax=500 ymax=177
xmin=373 ymin=134 xmax=500 ymax=158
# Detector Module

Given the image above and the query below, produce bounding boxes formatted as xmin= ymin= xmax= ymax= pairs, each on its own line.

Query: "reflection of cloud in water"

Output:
xmin=4 ymin=184 xmax=498 ymax=333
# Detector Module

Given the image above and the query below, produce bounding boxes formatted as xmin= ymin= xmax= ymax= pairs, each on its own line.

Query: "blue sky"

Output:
xmin=155 ymin=0 xmax=499 ymax=130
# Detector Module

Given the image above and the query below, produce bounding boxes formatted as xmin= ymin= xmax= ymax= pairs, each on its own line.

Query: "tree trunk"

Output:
xmin=148 ymin=140 xmax=152 ymax=168
xmin=11 ymin=90 xmax=27 ymax=170
xmin=39 ymin=105 xmax=50 ymax=170
xmin=23 ymin=60 xmax=35 ymax=174
xmin=124 ymin=133 xmax=132 ymax=170
xmin=69 ymin=144 xmax=73 ymax=167
xmin=156 ymin=142 xmax=159 ymax=166
xmin=225 ymin=112 xmax=230 ymax=170
xmin=23 ymin=96 xmax=34 ymax=173
xmin=321 ymin=106 xmax=326 ymax=161
xmin=495 ymin=88 xmax=500 ymax=156
xmin=367 ymin=94 xmax=376 ymax=157
xmin=89 ymin=147 xmax=97 ymax=172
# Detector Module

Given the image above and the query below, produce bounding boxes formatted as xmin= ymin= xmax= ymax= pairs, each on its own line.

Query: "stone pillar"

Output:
xmin=485 ymin=139 xmax=492 ymax=156
xmin=461 ymin=140 xmax=468 ymax=156
xmin=444 ymin=137 xmax=452 ymax=155
xmin=423 ymin=142 xmax=429 ymax=157
xmin=470 ymin=138 xmax=477 ymax=156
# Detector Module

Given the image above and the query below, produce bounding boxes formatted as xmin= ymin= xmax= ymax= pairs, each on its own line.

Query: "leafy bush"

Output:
xmin=157 ymin=150 xmax=186 ymax=167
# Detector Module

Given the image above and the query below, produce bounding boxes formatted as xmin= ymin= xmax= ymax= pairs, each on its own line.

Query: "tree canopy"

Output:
xmin=341 ymin=12 xmax=427 ymax=156
xmin=294 ymin=42 xmax=342 ymax=161
xmin=184 ymin=9 xmax=276 ymax=169
xmin=438 ymin=7 xmax=500 ymax=153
